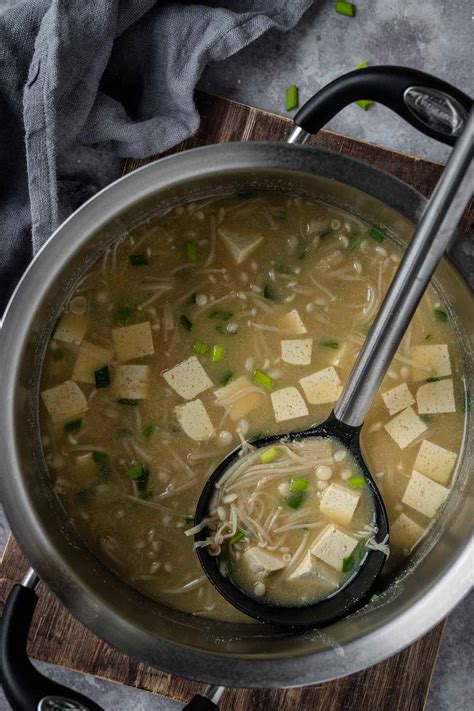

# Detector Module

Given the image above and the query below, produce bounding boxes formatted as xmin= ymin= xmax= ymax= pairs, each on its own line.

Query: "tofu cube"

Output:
xmin=41 ymin=380 xmax=88 ymax=423
xmin=214 ymin=374 xmax=264 ymax=421
xmin=299 ymin=366 xmax=342 ymax=405
xmin=383 ymin=406 xmax=427 ymax=449
xmin=278 ymin=309 xmax=307 ymax=335
xmin=112 ymin=322 xmax=154 ymax=362
xmin=54 ymin=313 xmax=88 ymax=345
xmin=414 ymin=439 xmax=457 ymax=485
xmin=175 ymin=399 xmax=214 ymax=441
xmin=163 ymin=356 xmax=213 ymax=401
xmin=287 ymin=553 xmax=340 ymax=592
xmin=72 ymin=341 xmax=114 ymax=384
xmin=411 ymin=344 xmax=451 ymax=381
xmin=281 ymin=338 xmax=313 ymax=365
xmin=113 ymin=365 xmax=150 ymax=400
xmin=320 ymin=483 xmax=361 ymax=527
xmin=402 ymin=470 xmax=449 ymax=518
xmin=218 ymin=226 xmax=263 ymax=264
xmin=271 ymin=386 xmax=308 ymax=422
xmin=381 ymin=383 xmax=415 ymax=415
xmin=311 ymin=523 xmax=359 ymax=572
xmin=416 ymin=379 xmax=456 ymax=414
xmin=390 ymin=513 xmax=425 ymax=552
xmin=241 ymin=547 xmax=286 ymax=578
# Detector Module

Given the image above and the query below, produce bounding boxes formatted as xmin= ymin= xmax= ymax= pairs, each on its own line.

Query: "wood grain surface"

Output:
xmin=4 ymin=90 xmax=470 ymax=711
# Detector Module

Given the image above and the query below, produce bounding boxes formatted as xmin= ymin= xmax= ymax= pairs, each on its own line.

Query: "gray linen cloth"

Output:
xmin=0 ymin=0 xmax=311 ymax=310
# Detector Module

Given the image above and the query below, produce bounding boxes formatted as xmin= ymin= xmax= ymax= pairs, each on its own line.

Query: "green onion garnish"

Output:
xmin=129 ymin=253 xmax=149 ymax=266
xmin=127 ymin=463 xmax=150 ymax=497
xmin=127 ymin=462 xmax=146 ymax=480
xmin=342 ymin=555 xmax=355 ymax=572
xmin=117 ymin=398 xmax=139 ymax=406
xmin=354 ymin=60 xmax=369 ymax=70
xmin=263 ymin=285 xmax=278 ymax=300
xmin=117 ymin=297 xmax=136 ymax=325
xmin=286 ymin=490 xmax=307 ymax=509
xmin=347 ymin=475 xmax=365 ymax=490
xmin=319 ymin=340 xmax=339 ymax=349
xmin=193 ymin=340 xmax=209 ymax=355
xmin=285 ymin=85 xmax=299 ymax=111
xmin=369 ymin=227 xmax=385 ymax=242
xmin=370 ymin=593 xmax=381 ymax=602
xmin=434 ymin=308 xmax=448 ymax=323
xmin=211 ymin=344 xmax=225 ymax=363
xmin=142 ymin=424 xmax=155 ymax=439
xmin=64 ymin=418 xmax=82 ymax=432
xmin=355 ymin=99 xmax=375 ymax=111
xmin=290 ymin=477 xmax=309 ymax=493
xmin=229 ymin=531 xmax=246 ymax=545
xmin=260 ymin=447 xmax=280 ymax=464
xmin=349 ymin=233 xmax=362 ymax=249
xmin=254 ymin=369 xmax=274 ymax=390
xmin=94 ymin=365 xmax=110 ymax=389
xmin=335 ymin=1 xmax=356 ymax=17
xmin=419 ymin=414 xmax=433 ymax=423
xmin=219 ymin=369 xmax=233 ymax=386
xmin=184 ymin=241 xmax=199 ymax=263
xmin=52 ymin=348 xmax=64 ymax=361
xmin=92 ymin=450 xmax=108 ymax=464
xmin=180 ymin=315 xmax=193 ymax=331
xmin=209 ymin=310 xmax=233 ymax=321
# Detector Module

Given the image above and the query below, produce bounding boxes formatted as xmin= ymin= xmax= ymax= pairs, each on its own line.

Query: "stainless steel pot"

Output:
xmin=0 ymin=67 xmax=472 ymax=709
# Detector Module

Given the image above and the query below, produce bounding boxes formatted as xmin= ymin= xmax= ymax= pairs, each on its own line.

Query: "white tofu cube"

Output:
xmin=411 ymin=344 xmax=451 ymax=381
xmin=214 ymin=374 xmax=264 ymax=421
xmin=416 ymin=379 xmax=456 ymax=414
xmin=402 ymin=470 xmax=449 ymax=518
xmin=390 ymin=513 xmax=425 ymax=551
xmin=72 ymin=341 xmax=113 ymax=384
xmin=163 ymin=356 xmax=213 ymax=401
xmin=414 ymin=440 xmax=457 ymax=485
xmin=311 ymin=523 xmax=359 ymax=572
xmin=281 ymin=338 xmax=313 ymax=365
xmin=278 ymin=309 xmax=307 ymax=335
xmin=320 ymin=483 xmax=361 ymax=527
xmin=383 ymin=406 xmax=427 ymax=449
xmin=381 ymin=383 xmax=415 ymax=415
xmin=113 ymin=365 xmax=150 ymax=400
xmin=287 ymin=553 xmax=340 ymax=592
xmin=271 ymin=386 xmax=309 ymax=422
xmin=41 ymin=380 xmax=88 ymax=423
xmin=54 ymin=313 xmax=88 ymax=345
xmin=112 ymin=322 xmax=154 ymax=362
xmin=241 ymin=547 xmax=286 ymax=577
xmin=218 ymin=226 xmax=263 ymax=264
xmin=299 ymin=366 xmax=342 ymax=405
xmin=175 ymin=399 xmax=214 ymax=441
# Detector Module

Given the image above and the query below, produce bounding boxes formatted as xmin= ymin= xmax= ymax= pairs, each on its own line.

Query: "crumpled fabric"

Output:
xmin=0 ymin=0 xmax=312 ymax=310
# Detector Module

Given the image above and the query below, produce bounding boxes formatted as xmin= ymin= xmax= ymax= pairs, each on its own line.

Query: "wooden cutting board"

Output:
xmin=3 ymin=91 xmax=471 ymax=711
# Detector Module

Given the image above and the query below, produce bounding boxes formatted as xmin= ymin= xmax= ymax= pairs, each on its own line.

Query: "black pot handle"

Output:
xmin=293 ymin=66 xmax=472 ymax=146
xmin=182 ymin=695 xmax=220 ymax=710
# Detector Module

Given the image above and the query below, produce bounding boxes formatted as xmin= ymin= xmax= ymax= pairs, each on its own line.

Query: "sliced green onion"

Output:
xmin=117 ymin=297 xmax=136 ymax=325
xmin=184 ymin=241 xmax=199 ymax=263
xmin=319 ymin=340 xmax=339 ymax=349
xmin=290 ymin=477 xmax=309 ymax=493
xmin=193 ymin=340 xmax=209 ymax=355
xmin=355 ymin=99 xmax=375 ymax=111
xmin=419 ymin=414 xmax=433 ymax=423
xmin=92 ymin=450 xmax=108 ymax=464
xmin=348 ymin=475 xmax=365 ymax=490
xmin=354 ymin=60 xmax=369 ymax=70
xmin=229 ymin=531 xmax=246 ymax=545
xmin=64 ymin=418 xmax=82 ymax=432
xmin=342 ymin=555 xmax=355 ymax=572
xmin=52 ymin=348 xmax=64 ymax=361
xmin=286 ymin=490 xmax=307 ymax=509
xmin=188 ymin=292 xmax=197 ymax=305
xmin=127 ymin=463 xmax=146 ymax=480
xmin=117 ymin=398 xmax=139 ymax=406
xmin=285 ymin=85 xmax=299 ymax=111
xmin=434 ymin=307 xmax=448 ymax=323
xmin=94 ymin=365 xmax=110 ymax=389
xmin=180 ymin=314 xmax=193 ymax=331
xmin=260 ymin=447 xmax=280 ymax=464
xmin=335 ymin=1 xmax=356 ymax=17
xmin=263 ymin=285 xmax=278 ymax=300
xmin=370 ymin=593 xmax=381 ymax=602
xmin=369 ymin=227 xmax=385 ymax=242
xmin=219 ymin=369 xmax=233 ymax=386
xmin=254 ymin=369 xmax=274 ymax=390
xmin=142 ymin=424 xmax=155 ymax=439
xmin=211 ymin=344 xmax=225 ymax=363
xmin=209 ymin=310 xmax=233 ymax=321
xmin=129 ymin=253 xmax=149 ymax=266
xmin=349 ymin=233 xmax=362 ymax=249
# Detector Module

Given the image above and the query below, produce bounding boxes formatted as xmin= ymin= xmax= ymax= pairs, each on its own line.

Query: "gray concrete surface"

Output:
xmin=0 ymin=0 xmax=472 ymax=709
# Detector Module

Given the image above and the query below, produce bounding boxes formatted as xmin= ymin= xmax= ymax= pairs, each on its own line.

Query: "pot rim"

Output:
xmin=1 ymin=141 xmax=472 ymax=688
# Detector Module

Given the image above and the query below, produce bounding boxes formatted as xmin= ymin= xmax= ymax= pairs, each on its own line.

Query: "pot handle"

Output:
xmin=290 ymin=66 xmax=471 ymax=146
xmin=0 ymin=577 xmax=103 ymax=711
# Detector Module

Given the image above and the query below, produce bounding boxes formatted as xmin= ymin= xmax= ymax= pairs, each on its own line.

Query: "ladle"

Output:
xmin=192 ymin=110 xmax=473 ymax=628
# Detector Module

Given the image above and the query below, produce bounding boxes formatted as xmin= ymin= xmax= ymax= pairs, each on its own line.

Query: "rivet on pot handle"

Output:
xmin=287 ymin=66 xmax=471 ymax=145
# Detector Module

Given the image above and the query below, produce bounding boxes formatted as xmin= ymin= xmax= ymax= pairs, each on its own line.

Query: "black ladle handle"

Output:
xmin=291 ymin=66 xmax=471 ymax=145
